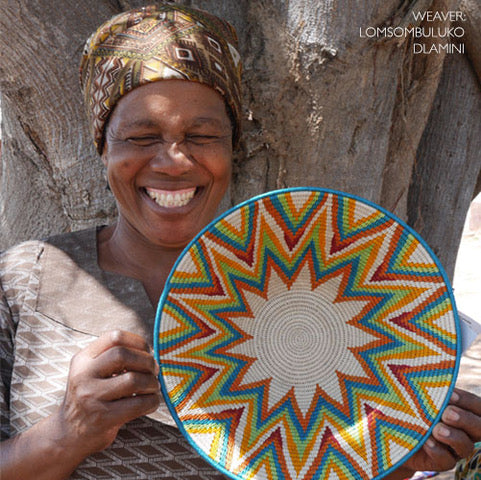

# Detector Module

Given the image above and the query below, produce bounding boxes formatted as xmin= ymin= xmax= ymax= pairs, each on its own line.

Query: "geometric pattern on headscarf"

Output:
xmin=80 ymin=3 xmax=242 ymax=153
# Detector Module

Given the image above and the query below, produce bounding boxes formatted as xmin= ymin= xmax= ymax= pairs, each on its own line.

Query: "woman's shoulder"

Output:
xmin=0 ymin=238 xmax=46 ymax=277
xmin=44 ymin=227 xmax=98 ymax=263
xmin=0 ymin=228 xmax=98 ymax=279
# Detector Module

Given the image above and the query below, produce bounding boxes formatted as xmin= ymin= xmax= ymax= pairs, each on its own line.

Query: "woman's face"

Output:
xmin=102 ymin=80 xmax=233 ymax=249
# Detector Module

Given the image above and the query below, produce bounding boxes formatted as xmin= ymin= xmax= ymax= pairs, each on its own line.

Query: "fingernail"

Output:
xmin=438 ymin=425 xmax=451 ymax=437
xmin=445 ymin=408 xmax=460 ymax=422
xmin=426 ymin=438 xmax=436 ymax=449
xmin=451 ymin=390 xmax=460 ymax=402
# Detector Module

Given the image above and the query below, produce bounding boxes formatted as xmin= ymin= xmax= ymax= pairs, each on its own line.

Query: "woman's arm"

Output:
xmin=0 ymin=330 xmax=161 ymax=480
xmin=0 ymin=413 xmax=88 ymax=480
xmin=385 ymin=388 xmax=481 ymax=480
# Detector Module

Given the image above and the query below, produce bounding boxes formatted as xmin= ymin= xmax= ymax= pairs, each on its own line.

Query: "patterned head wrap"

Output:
xmin=80 ymin=3 xmax=242 ymax=153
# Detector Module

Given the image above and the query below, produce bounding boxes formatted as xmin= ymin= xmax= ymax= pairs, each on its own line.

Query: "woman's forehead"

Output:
xmin=80 ymin=4 xmax=242 ymax=153
xmin=109 ymin=81 xmax=232 ymax=130
xmin=110 ymin=116 xmax=231 ymax=136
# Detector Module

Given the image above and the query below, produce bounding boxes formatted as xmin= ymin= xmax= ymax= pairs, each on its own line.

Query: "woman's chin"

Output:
xmin=143 ymin=223 xmax=201 ymax=251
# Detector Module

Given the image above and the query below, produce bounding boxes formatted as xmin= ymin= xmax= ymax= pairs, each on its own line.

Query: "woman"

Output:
xmin=0 ymin=3 xmax=480 ymax=479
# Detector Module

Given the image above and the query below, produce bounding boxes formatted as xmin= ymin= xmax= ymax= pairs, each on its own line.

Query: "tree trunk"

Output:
xmin=1 ymin=0 xmax=480 ymax=280
xmin=409 ymin=51 xmax=481 ymax=276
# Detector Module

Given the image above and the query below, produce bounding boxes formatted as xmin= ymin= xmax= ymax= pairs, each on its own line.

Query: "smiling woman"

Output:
xmin=1 ymin=3 xmax=481 ymax=480
xmin=98 ymin=80 xmax=233 ymax=302
xmin=0 ymin=4 xmax=242 ymax=480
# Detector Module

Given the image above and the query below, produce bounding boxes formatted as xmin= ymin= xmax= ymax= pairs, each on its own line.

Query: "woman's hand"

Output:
xmin=0 ymin=330 xmax=161 ymax=480
xmin=55 ymin=330 xmax=161 ymax=457
xmin=387 ymin=388 xmax=481 ymax=479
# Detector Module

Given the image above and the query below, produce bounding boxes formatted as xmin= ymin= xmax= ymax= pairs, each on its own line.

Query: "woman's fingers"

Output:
xmin=441 ymin=404 xmax=481 ymax=443
xmin=403 ymin=388 xmax=481 ymax=474
xmin=70 ymin=330 xmax=159 ymax=379
xmin=106 ymin=391 xmax=161 ymax=425
xmin=84 ymin=330 xmax=151 ymax=359
xmin=450 ymin=388 xmax=481 ymax=422
xmin=92 ymin=345 xmax=159 ymax=378
xmin=440 ymin=388 xmax=481 ymax=446
xmin=426 ymin=388 xmax=481 ymax=460
xmin=73 ymin=330 xmax=161 ymax=402
xmin=431 ymin=421 xmax=476 ymax=460
xmin=58 ymin=330 xmax=161 ymax=455
xmin=98 ymin=370 xmax=160 ymax=401
xmin=418 ymin=436 xmax=459 ymax=471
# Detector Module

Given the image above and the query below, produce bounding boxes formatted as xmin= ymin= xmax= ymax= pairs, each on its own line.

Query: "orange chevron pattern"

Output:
xmin=155 ymin=189 xmax=460 ymax=480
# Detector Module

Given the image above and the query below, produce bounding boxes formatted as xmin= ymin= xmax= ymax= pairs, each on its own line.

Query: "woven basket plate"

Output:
xmin=154 ymin=188 xmax=460 ymax=480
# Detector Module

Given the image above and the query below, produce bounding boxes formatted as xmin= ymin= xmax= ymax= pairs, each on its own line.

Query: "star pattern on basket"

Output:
xmin=156 ymin=190 xmax=458 ymax=480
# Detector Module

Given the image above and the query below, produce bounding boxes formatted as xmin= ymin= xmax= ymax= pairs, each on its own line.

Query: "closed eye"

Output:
xmin=127 ymin=136 xmax=162 ymax=146
xmin=186 ymin=134 xmax=227 ymax=145
xmin=124 ymin=134 xmax=230 ymax=148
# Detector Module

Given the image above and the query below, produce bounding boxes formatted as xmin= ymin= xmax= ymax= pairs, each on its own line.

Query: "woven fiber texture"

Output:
xmin=455 ymin=443 xmax=481 ymax=479
xmin=155 ymin=188 xmax=460 ymax=480
xmin=80 ymin=3 xmax=242 ymax=152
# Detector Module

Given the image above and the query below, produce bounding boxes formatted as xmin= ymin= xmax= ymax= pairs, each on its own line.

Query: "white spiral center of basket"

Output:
xmin=255 ymin=290 xmax=344 ymax=383
xmin=237 ymin=286 xmax=374 ymax=412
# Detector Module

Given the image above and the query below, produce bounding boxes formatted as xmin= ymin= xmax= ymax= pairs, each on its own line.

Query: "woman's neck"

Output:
xmin=97 ymin=221 xmax=185 ymax=306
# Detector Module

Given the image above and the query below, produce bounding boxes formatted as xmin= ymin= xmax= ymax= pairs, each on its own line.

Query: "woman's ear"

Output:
xmin=100 ymin=140 xmax=109 ymax=167
xmin=101 ymin=152 xmax=110 ymax=191
xmin=101 ymin=153 xmax=108 ymax=168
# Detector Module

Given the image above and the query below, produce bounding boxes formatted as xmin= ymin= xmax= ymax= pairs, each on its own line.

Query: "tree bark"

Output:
xmin=0 ymin=1 xmax=119 ymax=244
xmin=1 ymin=0 xmax=480 ymax=280
xmin=408 ymin=51 xmax=481 ymax=276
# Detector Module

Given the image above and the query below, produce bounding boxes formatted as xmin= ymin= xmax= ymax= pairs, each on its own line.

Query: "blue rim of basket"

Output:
xmin=154 ymin=186 xmax=461 ymax=480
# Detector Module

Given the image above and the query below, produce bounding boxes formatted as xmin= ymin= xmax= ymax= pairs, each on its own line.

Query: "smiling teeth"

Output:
xmin=146 ymin=188 xmax=196 ymax=208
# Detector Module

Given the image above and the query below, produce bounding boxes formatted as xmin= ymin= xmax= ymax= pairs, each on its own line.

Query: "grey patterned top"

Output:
xmin=0 ymin=228 xmax=228 ymax=479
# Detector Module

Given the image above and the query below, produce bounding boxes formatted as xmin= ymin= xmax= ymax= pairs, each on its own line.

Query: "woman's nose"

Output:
xmin=149 ymin=141 xmax=193 ymax=175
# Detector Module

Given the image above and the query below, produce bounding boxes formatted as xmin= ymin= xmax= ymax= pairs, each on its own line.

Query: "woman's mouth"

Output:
xmin=144 ymin=187 xmax=197 ymax=208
